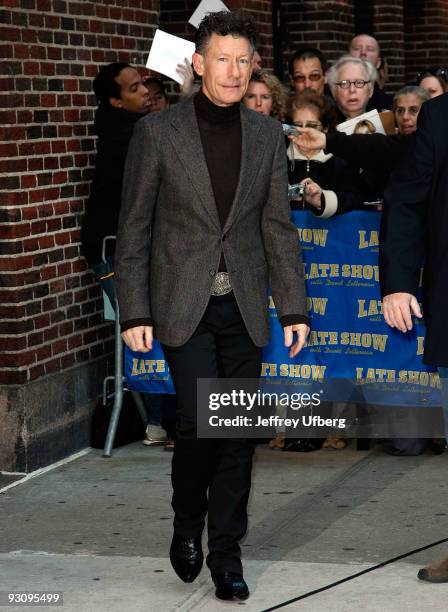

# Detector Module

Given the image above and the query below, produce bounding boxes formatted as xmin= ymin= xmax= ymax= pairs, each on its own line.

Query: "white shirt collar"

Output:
xmin=287 ymin=142 xmax=333 ymax=163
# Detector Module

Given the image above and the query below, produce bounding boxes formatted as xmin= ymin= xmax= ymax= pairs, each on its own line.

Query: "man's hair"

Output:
xmin=288 ymin=47 xmax=327 ymax=76
xmin=195 ymin=10 xmax=258 ymax=56
xmin=393 ymin=85 xmax=430 ymax=109
xmin=326 ymin=55 xmax=377 ymax=92
xmin=93 ymin=62 xmax=131 ymax=106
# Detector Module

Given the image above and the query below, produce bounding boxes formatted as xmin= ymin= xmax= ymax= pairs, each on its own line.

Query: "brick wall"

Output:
xmin=0 ymin=0 xmax=159 ymax=471
xmin=404 ymin=0 xmax=448 ymax=83
xmin=372 ymin=1 xmax=405 ymax=92
xmin=282 ymin=0 xmax=355 ymax=79
xmin=0 ymin=0 xmax=158 ymax=387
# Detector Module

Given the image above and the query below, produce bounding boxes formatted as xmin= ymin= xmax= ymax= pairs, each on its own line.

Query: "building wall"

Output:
xmin=0 ymin=0 xmax=159 ymax=471
xmin=404 ymin=0 xmax=448 ymax=83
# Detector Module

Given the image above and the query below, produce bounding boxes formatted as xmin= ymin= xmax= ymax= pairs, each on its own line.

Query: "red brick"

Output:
xmin=0 ymin=370 xmax=28 ymax=384
xmin=21 ymin=175 xmax=38 ymax=189
xmin=0 ymin=143 xmax=18 ymax=157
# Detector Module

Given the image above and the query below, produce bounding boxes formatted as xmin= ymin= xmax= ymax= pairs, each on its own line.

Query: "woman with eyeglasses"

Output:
xmin=286 ymin=91 xmax=364 ymax=217
xmin=416 ymin=67 xmax=447 ymax=99
xmin=242 ymin=70 xmax=288 ymax=121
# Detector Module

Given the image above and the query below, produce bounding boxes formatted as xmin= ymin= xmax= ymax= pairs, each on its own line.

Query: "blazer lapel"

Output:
xmin=223 ymin=105 xmax=266 ymax=234
xmin=168 ymin=98 xmax=221 ymax=230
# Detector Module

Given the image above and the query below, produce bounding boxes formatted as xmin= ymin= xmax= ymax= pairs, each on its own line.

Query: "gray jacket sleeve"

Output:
xmin=262 ymin=124 xmax=308 ymax=321
xmin=114 ymin=117 xmax=160 ymax=323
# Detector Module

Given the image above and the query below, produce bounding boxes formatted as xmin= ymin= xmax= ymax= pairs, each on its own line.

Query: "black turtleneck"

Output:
xmin=194 ymin=90 xmax=241 ymax=272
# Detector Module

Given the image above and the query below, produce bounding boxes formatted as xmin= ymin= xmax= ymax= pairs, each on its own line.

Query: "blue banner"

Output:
xmin=125 ymin=211 xmax=441 ymax=406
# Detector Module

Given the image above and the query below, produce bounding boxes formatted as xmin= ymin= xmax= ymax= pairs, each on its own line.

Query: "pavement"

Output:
xmin=1 ymin=442 xmax=448 ymax=611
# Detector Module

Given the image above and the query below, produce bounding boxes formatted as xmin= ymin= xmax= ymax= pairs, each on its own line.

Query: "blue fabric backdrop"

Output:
xmin=124 ymin=211 xmax=441 ymax=406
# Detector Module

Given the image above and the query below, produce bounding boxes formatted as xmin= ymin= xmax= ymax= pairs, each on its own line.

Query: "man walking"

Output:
xmin=115 ymin=11 xmax=309 ymax=600
xmin=380 ymin=92 xmax=448 ymax=581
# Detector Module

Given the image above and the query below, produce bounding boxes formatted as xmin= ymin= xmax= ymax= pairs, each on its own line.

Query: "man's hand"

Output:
xmin=121 ymin=326 xmax=153 ymax=352
xmin=301 ymin=178 xmax=322 ymax=209
xmin=284 ymin=324 xmax=310 ymax=358
xmin=382 ymin=293 xmax=422 ymax=332
xmin=289 ymin=127 xmax=326 ymax=152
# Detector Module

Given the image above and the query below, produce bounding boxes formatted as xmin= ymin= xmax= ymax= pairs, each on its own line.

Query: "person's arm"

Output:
xmin=293 ymin=129 xmax=408 ymax=171
xmin=304 ymin=159 xmax=366 ymax=218
xmin=380 ymin=103 xmax=434 ymax=332
xmin=262 ymin=124 xmax=310 ymax=357
xmin=114 ymin=117 xmax=161 ymax=351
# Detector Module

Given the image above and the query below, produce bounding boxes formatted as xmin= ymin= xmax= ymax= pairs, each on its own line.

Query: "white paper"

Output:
xmin=146 ymin=29 xmax=196 ymax=85
xmin=189 ymin=0 xmax=229 ymax=29
xmin=336 ymin=109 xmax=385 ymax=136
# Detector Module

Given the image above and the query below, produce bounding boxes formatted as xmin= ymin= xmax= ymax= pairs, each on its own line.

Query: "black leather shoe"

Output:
xmin=212 ymin=572 xmax=250 ymax=601
xmin=169 ymin=534 xmax=203 ymax=583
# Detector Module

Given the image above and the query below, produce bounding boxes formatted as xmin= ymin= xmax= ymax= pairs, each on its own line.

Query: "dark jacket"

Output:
xmin=325 ymin=130 xmax=411 ymax=198
xmin=380 ymin=94 xmax=448 ymax=366
xmin=287 ymin=142 xmax=365 ymax=216
xmin=81 ymin=105 xmax=143 ymax=264
xmin=367 ymin=83 xmax=393 ymax=112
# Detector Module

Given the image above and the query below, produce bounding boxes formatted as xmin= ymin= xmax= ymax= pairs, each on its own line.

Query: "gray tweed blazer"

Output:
xmin=115 ymin=96 xmax=307 ymax=347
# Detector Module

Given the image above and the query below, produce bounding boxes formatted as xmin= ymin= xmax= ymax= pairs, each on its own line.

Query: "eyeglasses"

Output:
xmin=335 ymin=79 xmax=371 ymax=89
xmin=416 ymin=66 xmax=448 ymax=83
xmin=293 ymin=121 xmax=322 ymax=129
xmin=293 ymin=73 xmax=323 ymax=83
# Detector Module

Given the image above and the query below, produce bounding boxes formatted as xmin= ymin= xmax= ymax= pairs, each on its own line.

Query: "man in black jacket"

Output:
xmin=80 ymin=64 xmax=170 ymax=445
xmin=380 ymin=93 xmax=448 ymax=582
xmin=81 ymin=63 xmax=150 ymax=281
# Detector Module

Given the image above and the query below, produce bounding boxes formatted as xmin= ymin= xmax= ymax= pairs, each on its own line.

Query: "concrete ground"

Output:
xmin=1 ymin=442 xmax=448 ymax=611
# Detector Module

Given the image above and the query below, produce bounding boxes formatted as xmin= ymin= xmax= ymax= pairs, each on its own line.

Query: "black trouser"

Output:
xmin=162 ymin=292 xmax=262 ymax=574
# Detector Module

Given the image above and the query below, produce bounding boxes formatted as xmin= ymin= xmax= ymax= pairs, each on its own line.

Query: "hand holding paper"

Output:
xmin=146 ymin=30 xmax=195 ymax=85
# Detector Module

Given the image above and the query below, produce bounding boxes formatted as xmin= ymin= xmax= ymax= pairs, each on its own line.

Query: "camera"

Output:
xmin=288 ymin=183 xmax=305 ymax=200
xmin=282 ymin=123 xmax=299 ymax=136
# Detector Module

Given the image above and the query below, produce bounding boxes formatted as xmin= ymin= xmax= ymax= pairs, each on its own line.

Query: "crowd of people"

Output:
xmin=79 ymin=9 xmax=448 ymax=598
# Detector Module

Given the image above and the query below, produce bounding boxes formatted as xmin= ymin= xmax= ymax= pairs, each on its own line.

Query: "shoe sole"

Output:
xmin=418 ymin=569 xmax=448 ymax=583
xmin=215 ymin=590 xmax=250 ymax=601
xmin=142 ymin=440 xmax=166 ymax=446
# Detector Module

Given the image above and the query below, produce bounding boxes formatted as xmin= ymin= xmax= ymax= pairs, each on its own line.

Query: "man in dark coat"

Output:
xmin=380 ymin=93 xmax=448 ymax=582
xmin=81 ymin=63 xmax=150 ymax=277
xmin=115 ymin=10 xmax=309 ymax=601
xmin=80 ymin=64 xmax=171 ymax=445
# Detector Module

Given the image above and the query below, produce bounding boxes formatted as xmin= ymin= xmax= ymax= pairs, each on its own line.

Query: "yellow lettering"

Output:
xmin=313 ymin=228 xmax=328 ymax=246
xmin=307 ymin=297 xmax=328 ymax=315
xmin=358 ymin=230 xmax=379 ymax=249
xmin=372 ymin=334 xmax=388 ymax=352
xmin=156 ymin=360 xmax=165 ymax=373
xmin=417 ymin=336 xmax=425 ymax=356
xmin=131 ymin=358 xmax=140 ymax=376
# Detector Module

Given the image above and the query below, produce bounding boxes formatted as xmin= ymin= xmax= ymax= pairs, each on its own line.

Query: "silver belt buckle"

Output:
xmin=211 ymin=272 xmax=232 ymax=296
